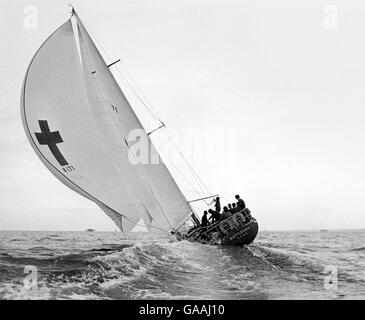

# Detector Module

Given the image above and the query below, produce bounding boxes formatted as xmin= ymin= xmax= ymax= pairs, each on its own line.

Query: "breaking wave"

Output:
xmin=0 ymin=230 xmax=364 ymax=299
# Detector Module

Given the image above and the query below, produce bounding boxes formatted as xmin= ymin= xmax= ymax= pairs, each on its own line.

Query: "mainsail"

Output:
xmin=21 ymin=10 xmax=193 ymax=232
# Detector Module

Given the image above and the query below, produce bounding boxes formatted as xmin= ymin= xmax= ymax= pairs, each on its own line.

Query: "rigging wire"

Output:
xmin=181 ymin=189 xmax=213 ymax=195
xmin=112 ymin=66 xmax=211 ymax=206
xmin=79 ymin=24 xmax=162 ymax=123
xmin=81 ymin=19 xmax=215 ymax=212
xmin=81 ymin=26 xmax=203 ymax=191
xmin=110 ymin=67 xmax=211 ymax=208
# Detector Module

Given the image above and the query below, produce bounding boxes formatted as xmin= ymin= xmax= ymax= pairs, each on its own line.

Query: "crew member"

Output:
xmin=214 ymin=197 xmax=221 ymax=213
xmin=235 ymin=194 xmax=246 ymax=210
xmin=221 ymin=206 xmax=232 ymax=219
xmin=208 ymin=209 xmax=221 ymax=223
xmin=201 ymin=211 xmax=209 ymax=227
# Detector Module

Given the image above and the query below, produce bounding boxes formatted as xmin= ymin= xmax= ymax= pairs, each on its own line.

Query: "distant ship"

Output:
xmin=85 ymin=228 xmax=95 ymax=232
xmin=21 ymin=8 xmax=258 ymax=246
xmin=320 ymin=229 xmax=328 ymax=232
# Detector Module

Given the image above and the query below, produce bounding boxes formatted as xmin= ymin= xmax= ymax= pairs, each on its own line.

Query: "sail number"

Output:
xmin=62 ymin=165 xmax=76 ymax=173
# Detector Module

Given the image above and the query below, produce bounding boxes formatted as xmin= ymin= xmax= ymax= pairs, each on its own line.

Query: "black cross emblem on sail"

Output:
xmin=35 ymin=120 xmax=69 ymax=166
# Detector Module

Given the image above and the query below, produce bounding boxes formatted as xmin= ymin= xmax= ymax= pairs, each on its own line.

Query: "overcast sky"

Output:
xmin=0 ymin=0 xmax=364 ymax=231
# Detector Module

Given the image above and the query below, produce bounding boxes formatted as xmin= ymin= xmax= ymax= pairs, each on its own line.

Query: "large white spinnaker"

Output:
xmin=21 ymin=12 xmax=193 ymax=232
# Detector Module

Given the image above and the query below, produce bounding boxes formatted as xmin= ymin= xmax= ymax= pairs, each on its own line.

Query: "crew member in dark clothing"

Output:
xmin=235 ymin=194 xmax=246 ymax=209
xmin=214 ymin=197 xmax=221 ymax=213
xmin=231 ymin=203 xmax=238 ymax=212
xmin=221 ymin=206 xmax=232 ymax=219
xmin=201 ymin=211 xmax=209 ymax=227
xmin=208 ymin=209 xmax=221 ymax=223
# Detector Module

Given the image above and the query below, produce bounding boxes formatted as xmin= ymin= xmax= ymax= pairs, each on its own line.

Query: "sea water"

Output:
xmin=0 ymin=230 xmax=364 ymax=299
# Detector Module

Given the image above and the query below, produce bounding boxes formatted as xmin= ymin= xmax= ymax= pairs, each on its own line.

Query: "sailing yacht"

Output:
xmin=21 ymin=9 xmax=258 ymax=245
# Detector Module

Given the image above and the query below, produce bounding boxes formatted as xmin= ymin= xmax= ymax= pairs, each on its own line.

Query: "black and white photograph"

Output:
xmin=0 ymin=0 xmax=364 ymax=304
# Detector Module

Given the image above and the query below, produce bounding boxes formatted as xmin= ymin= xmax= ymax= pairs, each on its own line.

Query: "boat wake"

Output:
xmin=0 ymin=231 xmax=364 ymax=300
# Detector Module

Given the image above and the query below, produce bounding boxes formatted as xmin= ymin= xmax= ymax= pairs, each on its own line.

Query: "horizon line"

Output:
xmin=0 ymin=228 xmax=364 ymax=233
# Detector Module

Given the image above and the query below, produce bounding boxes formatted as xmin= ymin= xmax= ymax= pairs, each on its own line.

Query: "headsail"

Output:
xmin=21 ymin=11 xmax=192 ymax=232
